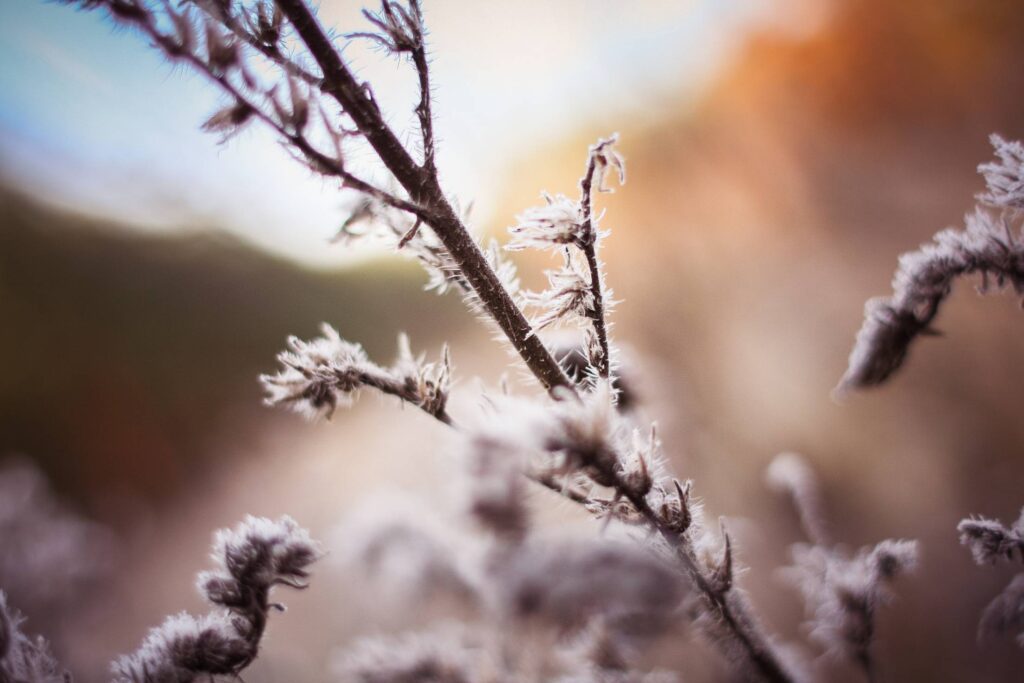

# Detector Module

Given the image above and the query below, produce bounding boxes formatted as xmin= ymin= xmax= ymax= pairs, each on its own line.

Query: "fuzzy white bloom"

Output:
xmin=524 ymin=257 xmax=595 ymax=331
xmin=979 ymin=134 xmax=1024 ymax=211
xmin=546 ymin=381 xmax=624 ymax=488
xmin=508 ymin=193 xmax=587 ymax=251
xmin=0 ymin=592 xmax=67 ymax=683
xmin=200 ymin=515 xmax=321 ymax=600
xmin=113 ymin=516 xmax=321 ymax=683
xmin=391 ymin=334 xmax=453 ymax=420
xmin=782 ymin=539 xmax=918 ymax=669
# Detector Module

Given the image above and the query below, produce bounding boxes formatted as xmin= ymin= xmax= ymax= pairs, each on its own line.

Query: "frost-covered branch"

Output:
xmin=66 ymin=0 xmax=571 ymax=393
xmin=510 ymin=135 xmax=624 ymax=380
xmin=977 ymin=574 xmax=1024 ymax=650
xmin=979 ymin=134 xmax=1024 ymax=212
xmin=111 ymin=516 xmax=320 ymax=683
xmin=840 ymin=135 xmax=1024 ymax=393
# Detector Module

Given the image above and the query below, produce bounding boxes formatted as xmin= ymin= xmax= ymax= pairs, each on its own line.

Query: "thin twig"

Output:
xmin=578 ymin=147 xmax=611 ymax=378
xmin=191 ymin=0 xmax=324 ymax=86
xmin=274 ymin=0 xmax=573 ymax=394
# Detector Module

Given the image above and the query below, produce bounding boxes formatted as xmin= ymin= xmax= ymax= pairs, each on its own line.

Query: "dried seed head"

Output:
xmin=508 ymin=193 xmax=586 ymax=252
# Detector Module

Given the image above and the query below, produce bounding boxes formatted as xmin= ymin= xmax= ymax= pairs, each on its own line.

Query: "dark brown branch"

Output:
xmin=274 ymin=0 xmax=573 ymax=394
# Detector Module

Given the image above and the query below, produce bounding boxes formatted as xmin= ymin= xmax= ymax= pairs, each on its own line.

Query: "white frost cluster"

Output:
xmin=508 ymin=193 xmax=587 ymax=251
xmin=978 ymin=134 xmax=1024 ymax=211
xmin=261 ymin=325 xmax=451 ymax=421
xmin=112 ymin=516 xmax=320 ymax=683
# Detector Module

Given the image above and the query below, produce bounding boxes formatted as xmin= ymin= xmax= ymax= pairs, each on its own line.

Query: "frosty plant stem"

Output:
xmin=577 ymin=135 xmax=622 ymax=378
xmin=275 ymin=0 xmax=572 ymax=394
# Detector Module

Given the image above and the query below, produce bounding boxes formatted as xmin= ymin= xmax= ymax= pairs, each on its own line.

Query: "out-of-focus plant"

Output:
xmin=839 ymin=135 xmax=1024 ymax=393
xmin=0 ymin=592 xmax=70 ymax=683
xmin=958 ymin=509 xmax=1024 ymax=649
xmin=767 ymin=454 xmax=918 ymax=682
xmin=0 ymin=458 xmax=115 ymax=622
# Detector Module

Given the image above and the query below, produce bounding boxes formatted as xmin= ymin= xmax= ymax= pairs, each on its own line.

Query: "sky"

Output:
xmin=0 ymin=0 xmax=787 ymax=266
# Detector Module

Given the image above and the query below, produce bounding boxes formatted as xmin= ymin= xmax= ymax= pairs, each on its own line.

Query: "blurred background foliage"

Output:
xmin=3 ymin=0 xmax=1024 ymax=680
